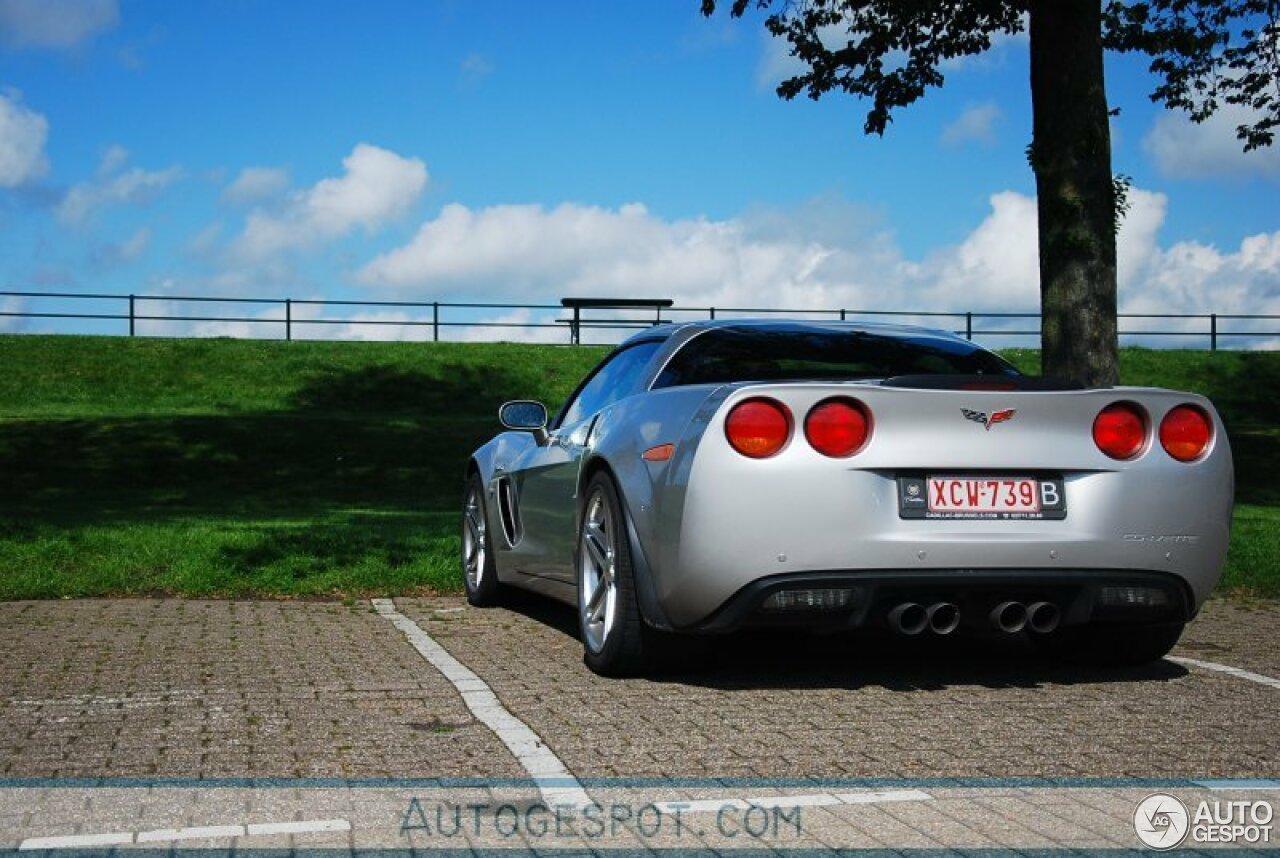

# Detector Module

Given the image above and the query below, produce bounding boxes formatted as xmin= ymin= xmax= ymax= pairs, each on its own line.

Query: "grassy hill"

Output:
xmin=0 ymin=335 xmax=1275 ymax=599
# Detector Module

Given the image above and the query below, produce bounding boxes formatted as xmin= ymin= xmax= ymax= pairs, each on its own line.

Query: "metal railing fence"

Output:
xmin=2 ymin=289 xmax=1277 ymax=350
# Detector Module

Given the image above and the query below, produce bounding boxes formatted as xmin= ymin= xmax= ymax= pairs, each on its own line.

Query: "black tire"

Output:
xmin=461 ymin=473 xmax=502 ymax=607
xmin=1034 ymin=622 xmax=1185 ymax=667
xmin=577 ymin=472 xmax=653 ymax=676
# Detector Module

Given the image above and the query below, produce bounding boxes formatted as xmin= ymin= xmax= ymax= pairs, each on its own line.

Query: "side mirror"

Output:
xmin=499 ymin=400 xmax=549 ymax=445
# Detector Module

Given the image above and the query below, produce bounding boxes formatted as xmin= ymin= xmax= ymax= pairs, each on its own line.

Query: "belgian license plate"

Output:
xmin=898 ymin=475 xmax=1066 ymax=520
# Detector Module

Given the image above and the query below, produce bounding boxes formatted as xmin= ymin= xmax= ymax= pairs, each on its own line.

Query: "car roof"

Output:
xmin=620 ymin=317 xmax=976 ymax=351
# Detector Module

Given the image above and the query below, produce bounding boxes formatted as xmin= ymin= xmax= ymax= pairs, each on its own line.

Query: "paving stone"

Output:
xmin=397 ymin=595 xmax=1280 ymax=780
xmin=0 ymin=600 xmax=523 ymax=779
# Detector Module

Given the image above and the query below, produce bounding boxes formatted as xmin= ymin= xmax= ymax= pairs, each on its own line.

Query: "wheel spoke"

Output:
xmin=584 ymin=527 xmax=608 ymax=571
xmin=579 ymin=487 xmax=622 ymax=655
xmin=462 ymin=488 xmax=487 ymax=589
xmin=585 ymin=578 xmax=608 ymax=621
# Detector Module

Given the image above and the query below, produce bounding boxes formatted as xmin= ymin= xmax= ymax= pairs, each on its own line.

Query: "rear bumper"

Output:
xmin=684 ymin=568 xmax=1194 ymax=634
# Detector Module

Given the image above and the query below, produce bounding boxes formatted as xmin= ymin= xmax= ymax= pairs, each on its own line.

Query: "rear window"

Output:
xmin=652 ymin=326 xmax=1020 ymax=388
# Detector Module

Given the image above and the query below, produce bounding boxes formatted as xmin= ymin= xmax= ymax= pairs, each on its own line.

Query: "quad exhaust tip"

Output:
xmin=888 ymin=602 xmax=929 ymax=636
xmin=888 ymin=602 xmax=960 ymax=636
xmin=1027 ymin=601 xmax=1061 ymax=634
xmin=990 ymin=601 xmax=1028 ymax=634
xmin=890 ymin=600 xmax=1059 ymax=636
xmin=926 ymin=602 xmax=960 ymax=635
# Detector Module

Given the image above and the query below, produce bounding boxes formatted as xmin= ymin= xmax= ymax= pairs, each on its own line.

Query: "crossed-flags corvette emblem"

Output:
xmin=962 ymin=407 xmax=1017 ymax=430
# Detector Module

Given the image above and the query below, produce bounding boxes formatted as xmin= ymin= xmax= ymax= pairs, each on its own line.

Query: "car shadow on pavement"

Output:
xmin=654 ymin=630 xmax=1192 ymax=692
xmin=494 ymin=591 xmax=1191 ymax=691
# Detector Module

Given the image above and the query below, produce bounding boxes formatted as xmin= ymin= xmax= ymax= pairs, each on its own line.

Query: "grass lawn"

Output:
xmin=0 ymin=337 xmax=605 ymax=599
xmin=0 ymin=336 xmax=1275 ymax=599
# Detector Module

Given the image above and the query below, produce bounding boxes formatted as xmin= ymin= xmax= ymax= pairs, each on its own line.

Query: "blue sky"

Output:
xmin=1 ymin=0 xmax=1277 ymax=343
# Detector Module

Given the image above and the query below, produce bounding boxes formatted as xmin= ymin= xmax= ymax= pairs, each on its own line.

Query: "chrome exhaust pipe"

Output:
xmin=927 ymin=602 xmax=960 ymax=635
xmin=888 ymin=602 xmax=928 ymax=636
xmin=1027 ymin=601 xmax=1061 ymax=634
xmin=990 ymin=601 xmax=1027 ymax=634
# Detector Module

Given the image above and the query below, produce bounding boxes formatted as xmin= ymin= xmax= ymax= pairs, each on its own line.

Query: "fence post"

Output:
xmin=709 ymin=307 xmax=716 ymax=320
xmin=840 ymin=309 xmax=846 ymax=321
xmin=1211 ymin=313 xmax=1217 ymax=352
xmin=433 ymin=302 xmax=439 ymax=342
xmin=966 ymin=312 xmax=973 ymax=341
xmin=128 ymin=294 xmax=135 ymax=337
xmin=285 ymin=299 xmax=292 ymax=341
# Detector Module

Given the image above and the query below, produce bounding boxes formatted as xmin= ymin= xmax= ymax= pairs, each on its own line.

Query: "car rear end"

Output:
xmin=653 ymin=382 xmax=1233 ymax=640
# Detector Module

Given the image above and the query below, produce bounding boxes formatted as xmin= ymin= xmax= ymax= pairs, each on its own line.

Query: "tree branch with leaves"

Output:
xmin=703 ymin=0 xmax=1279 ymax=385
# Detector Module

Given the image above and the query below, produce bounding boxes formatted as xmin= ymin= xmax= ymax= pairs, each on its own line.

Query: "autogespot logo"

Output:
xmin=1134 ymin=793 xmax=1190 ymax=850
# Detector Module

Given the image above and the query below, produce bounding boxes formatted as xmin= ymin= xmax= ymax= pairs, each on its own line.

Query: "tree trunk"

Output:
xmin=1028 ymin=0 xmax=1119 ymax=387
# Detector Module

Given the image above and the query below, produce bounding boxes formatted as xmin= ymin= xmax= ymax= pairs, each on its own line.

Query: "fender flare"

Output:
xmin=580 ymin=460 xmax=675 ymax=632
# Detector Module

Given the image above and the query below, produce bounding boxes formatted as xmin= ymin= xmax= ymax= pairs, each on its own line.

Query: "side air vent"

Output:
xmin=496 ymin=476 xmax=523 ymax=547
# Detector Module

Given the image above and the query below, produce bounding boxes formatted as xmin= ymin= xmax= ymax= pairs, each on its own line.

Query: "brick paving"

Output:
xmin=1178 ymin=597 xmax=1280 ymax=677
xmin=0 ymin=596 xmax=1274 ymax=784
xmin=0 ymin=599 xmax=522 ymax=779
xmin=2 ymin=783 xmax=1272 ymax=852
xmin=0 ymin=595 xmax=1277 ymax=852
xmin=397 ymin=595 xmax=1280 ymax=780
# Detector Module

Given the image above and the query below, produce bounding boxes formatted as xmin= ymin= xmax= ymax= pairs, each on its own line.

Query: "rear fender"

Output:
xmin=578 ymin=385 xmax=729 ymax=629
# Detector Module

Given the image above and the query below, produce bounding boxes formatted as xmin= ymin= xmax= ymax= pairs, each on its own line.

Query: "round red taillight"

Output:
xmin=1160 ymin=404 xmax=1212 ymax=462
xmin=804 ymin=398 xmax=871 ymax=458
xmin=724 ymin=398 xmax=791 ymax=458
xmin=1093 ymin=402 xmax=1147 ymax=460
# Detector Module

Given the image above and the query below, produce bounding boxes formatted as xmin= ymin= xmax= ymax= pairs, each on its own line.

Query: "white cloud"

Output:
xmin=1144 ymin=102 xmax=1280 ymax=179
xmin=0 ymin=90 xmax=48 ymax=187
xmin=57 ymin=149 xmax=181 ymax=225
xmin=755 ymin=26 xmax=844 ymax=90
xmin=1123 ymin=231 xmax=1280 ymax=315
xmin=356 ymin=187 xmax=1278 ymax=348
xmin=222 ymin=166 xmax=289 ymax=205
xmin=233 ymin=143 xmax=427 ymax=260
xmin=360 ymin=199 xmax=929 ymax=312
xmin=187 ymin=222 xmax=223 ymax=256
xmin=1115 ymin=188 xmax=1166 ymax=291
xmin=113 ymin=226 xmax=151 ymax=261
xmin=97 ymin=144 xmax=128 ymax=176
xmin=914 ymin=190 xmax=1038 ymax=311
xmin=1115 ymin=226 xmax=1280 ymax=346
xmin=0 ymin=0 xmax=118 ymax=49
xmin=941 ymin=102 xmax=1001 ymax=147
xmin=756 ymin=33 xmax=804 ymax=90
xmin=93 ymin=225 xmax=152 ymax=268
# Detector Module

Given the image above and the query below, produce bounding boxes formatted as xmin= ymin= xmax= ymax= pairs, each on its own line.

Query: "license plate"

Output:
xmin=898 ymin=475 xmax=1067 ymax=520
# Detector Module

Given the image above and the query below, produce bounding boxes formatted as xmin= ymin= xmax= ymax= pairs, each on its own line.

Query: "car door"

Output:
xmin=508 ymin=340 xmax=662 ymax=584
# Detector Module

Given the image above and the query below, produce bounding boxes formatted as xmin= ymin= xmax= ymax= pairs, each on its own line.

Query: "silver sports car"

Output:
xmin=462 ymin=320 xmax=1233 ymax=676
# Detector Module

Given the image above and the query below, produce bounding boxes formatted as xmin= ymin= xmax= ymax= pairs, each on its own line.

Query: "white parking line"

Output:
xmin=1168 ymin=656 xmax=1280 ymax=690
xmin=245 ymin=819 xmax=352 ymax=835
xmin=18 ymin=832 xmax=133 ymax=850
xmin=136 ymin=824 xmax=244 ymax=843
xmin=372 ymin=598 xmax=591 ymax=808
xmin=18 ymin=819 xmax=350 ymax=850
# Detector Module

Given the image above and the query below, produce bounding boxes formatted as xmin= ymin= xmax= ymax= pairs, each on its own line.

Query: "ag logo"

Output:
xmin=1134 ymin=793 xmax=1190 ymax=850
xmin=961 ymin=407 xmax=1016 ymax=431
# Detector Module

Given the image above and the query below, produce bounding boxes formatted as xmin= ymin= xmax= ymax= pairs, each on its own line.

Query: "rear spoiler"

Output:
xmin=880 ymin=374 xmax=1086 ymax=391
